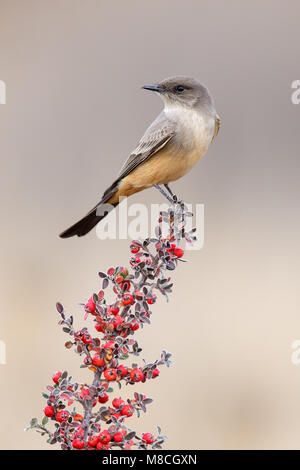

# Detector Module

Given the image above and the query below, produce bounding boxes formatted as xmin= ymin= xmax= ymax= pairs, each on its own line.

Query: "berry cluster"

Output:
xmin=27 ymin=202 xmax=196 ymax=450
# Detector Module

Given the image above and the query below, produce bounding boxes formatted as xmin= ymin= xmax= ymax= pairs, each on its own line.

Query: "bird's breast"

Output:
xmin=117 ymin=108 xmax=216 ymax=193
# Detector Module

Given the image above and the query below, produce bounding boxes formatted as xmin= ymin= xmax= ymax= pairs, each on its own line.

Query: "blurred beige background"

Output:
xmin=1 ymin=0 xmax=300 ymax=450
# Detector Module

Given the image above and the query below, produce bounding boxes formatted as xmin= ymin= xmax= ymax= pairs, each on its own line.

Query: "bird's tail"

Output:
xmin=59 ymin=190 xmax=119 ymax=238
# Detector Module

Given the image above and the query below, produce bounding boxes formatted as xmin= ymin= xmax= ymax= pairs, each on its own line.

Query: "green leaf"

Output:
xmin=42 ymin=416 xmax=48 ymax=426
xmin=30 ymin=418 xmax=38 ymax=428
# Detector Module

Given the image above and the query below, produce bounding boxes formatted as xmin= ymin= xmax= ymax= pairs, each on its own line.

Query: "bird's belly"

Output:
xmin=119 ymin=146 xmax=207 ymax=196
xmin=154 ymin=148 xmax=204 ymax=183
xmin=116 ymin=117 xmax=214 ymax=200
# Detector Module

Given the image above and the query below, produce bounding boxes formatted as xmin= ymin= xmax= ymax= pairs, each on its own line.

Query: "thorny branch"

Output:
xmin=27 ymin=200 xmax=197 ymax=450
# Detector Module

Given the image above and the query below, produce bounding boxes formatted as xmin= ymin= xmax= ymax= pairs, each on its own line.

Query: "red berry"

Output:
xmin=85 ymin=296 xmax=96 ymax=313
xmin=99 ymin=430 xmax=111 ymax=444
xmin=82 ymin=333 xmax=92 ymax=344
xmin=103 ymin=340 xmax=115 ymax=349
xmin=112 ymin=398 xmax=125 ymax=408
xmin=166 ymin=243 xmax=176 ymax=252
xmin=152 ymin=368 xmax=160 ymax=378
xmin=95 ymin=323 xmax=104 ymax=332
xmin=52 ymin=371 xmax=62 ymax=384
xmin=147 ymin=293 xmax=156 ymax=304
xmin=117 ymin=365 xmax=128 ymax=377
xmin=97 ymin=442 xmax=109 ymax=450
xmin=72 ymin=438 xmax=84 ymax=449
xmin=98 ymin=392 xmax=109 ymax=404
xmin=130 ymin=368 xmax=144 ymax=382
xmin=120 ymin=280 xmax=131 ymax=292
xmin=130 ymin=322 xmax=139 ymax=331
xmin=92 ymin=354 xmax=105 ymax=367
xmin=115 ymin=275 xmax=123 ymax=284
xmin=108 ymin=306 xmax=120 ymax=315
xmin=44 ymin=405 xmax=54 ymax=418
xmin=56 ymin=410 xmax=69 ymax=423
xmin=113 ymin=432 xmax=123 ymax=442
xmin=122 ymin=293 xmax=134 ymax=306
xmin=79 ymin=388 xmax=89 ymax=399
xmin=142 ymin=432 xmax=155 ymax=444
xmin=121 ymin=404 xmax=134 ymax=417
xmin=74 ymin=427 xmax=84 ymax=438
xmin=174 ymin=247 xmax=184 ymax=258
xmin=88 ymin=435 xmax=99 ymax=447
xmin=113 ymin=315 xmax=124 ymax=329
xmin=131 ymin=247 xmax=140 ymax=254
xmin=73 ymin=413 xmax=83 ymax=422
xmin=104 ymin=368 xmax=117 ymax=381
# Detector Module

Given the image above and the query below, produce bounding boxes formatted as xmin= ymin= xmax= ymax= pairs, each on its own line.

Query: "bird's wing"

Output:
xmin=100 ymin=113 xmax=176 ymax=201
xmin=212 ymin=115 xmax=220 ymax=142
xmin=60 ymin=114 xmax=176 ymax=238
xmin=117 ymin=113 xmax=176 ymax=180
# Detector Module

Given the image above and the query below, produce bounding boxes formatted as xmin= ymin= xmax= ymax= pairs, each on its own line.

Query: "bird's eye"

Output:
xmin=175 ymin=85 xmax=185 ymax=93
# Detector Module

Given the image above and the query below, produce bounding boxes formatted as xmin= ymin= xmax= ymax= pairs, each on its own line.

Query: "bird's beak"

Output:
xmin=142 ymin=84 xmax=165 ymax=93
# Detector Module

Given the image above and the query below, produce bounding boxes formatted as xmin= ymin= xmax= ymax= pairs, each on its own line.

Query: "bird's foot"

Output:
xmin=163 ymin=184 xmax=182 ymax=205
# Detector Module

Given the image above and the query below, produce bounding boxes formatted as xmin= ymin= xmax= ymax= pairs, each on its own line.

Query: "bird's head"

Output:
xmin=142 ymin=76 xmax=215 ymax=113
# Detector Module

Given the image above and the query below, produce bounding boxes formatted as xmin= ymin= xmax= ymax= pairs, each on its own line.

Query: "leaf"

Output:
xmin=143 ymin=398 xmax=153 ymax=405
xmin=166 ymin=261 xmax=176 ymax=270
xmin=30 ymin=418 xmax=38 ymax=428
xmin=98 ymin=272 xmax=107 ymax=278
xmin=42 ymin=416 xmax=48 ymax=426
xmin=140 ymin=403 xmax=146 ymax=413
xmin=164 ymin=283 xmax=173 ymax=290
xmin=98 ymin=290 xmax=105 ymax=300
xmin=155 ymin=226 xmax=162 ymax=237
xmin=102 ymin=278 xmax=109 ymax=289
xmin=125 ymin=431 xmax=136 ymax=440
xmin=56 ymin=302 xmax=64 ymax=314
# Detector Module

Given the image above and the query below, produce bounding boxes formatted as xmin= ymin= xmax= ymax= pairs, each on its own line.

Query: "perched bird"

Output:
xmin=59 ymin=76 xmax=219 ymax=238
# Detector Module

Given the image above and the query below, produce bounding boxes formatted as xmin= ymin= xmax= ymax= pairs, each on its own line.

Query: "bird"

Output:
xmin=59 ymin=76 xmax=220 ymax=238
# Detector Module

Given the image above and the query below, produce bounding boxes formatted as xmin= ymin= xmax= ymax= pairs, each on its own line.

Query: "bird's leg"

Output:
xmin=164 ymin=184 xmax=185 ymax=238
xmin=154 ymin=184 xmax=174 ymax=204
xmin=164 ymin=184 xmax=178 ymax=203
